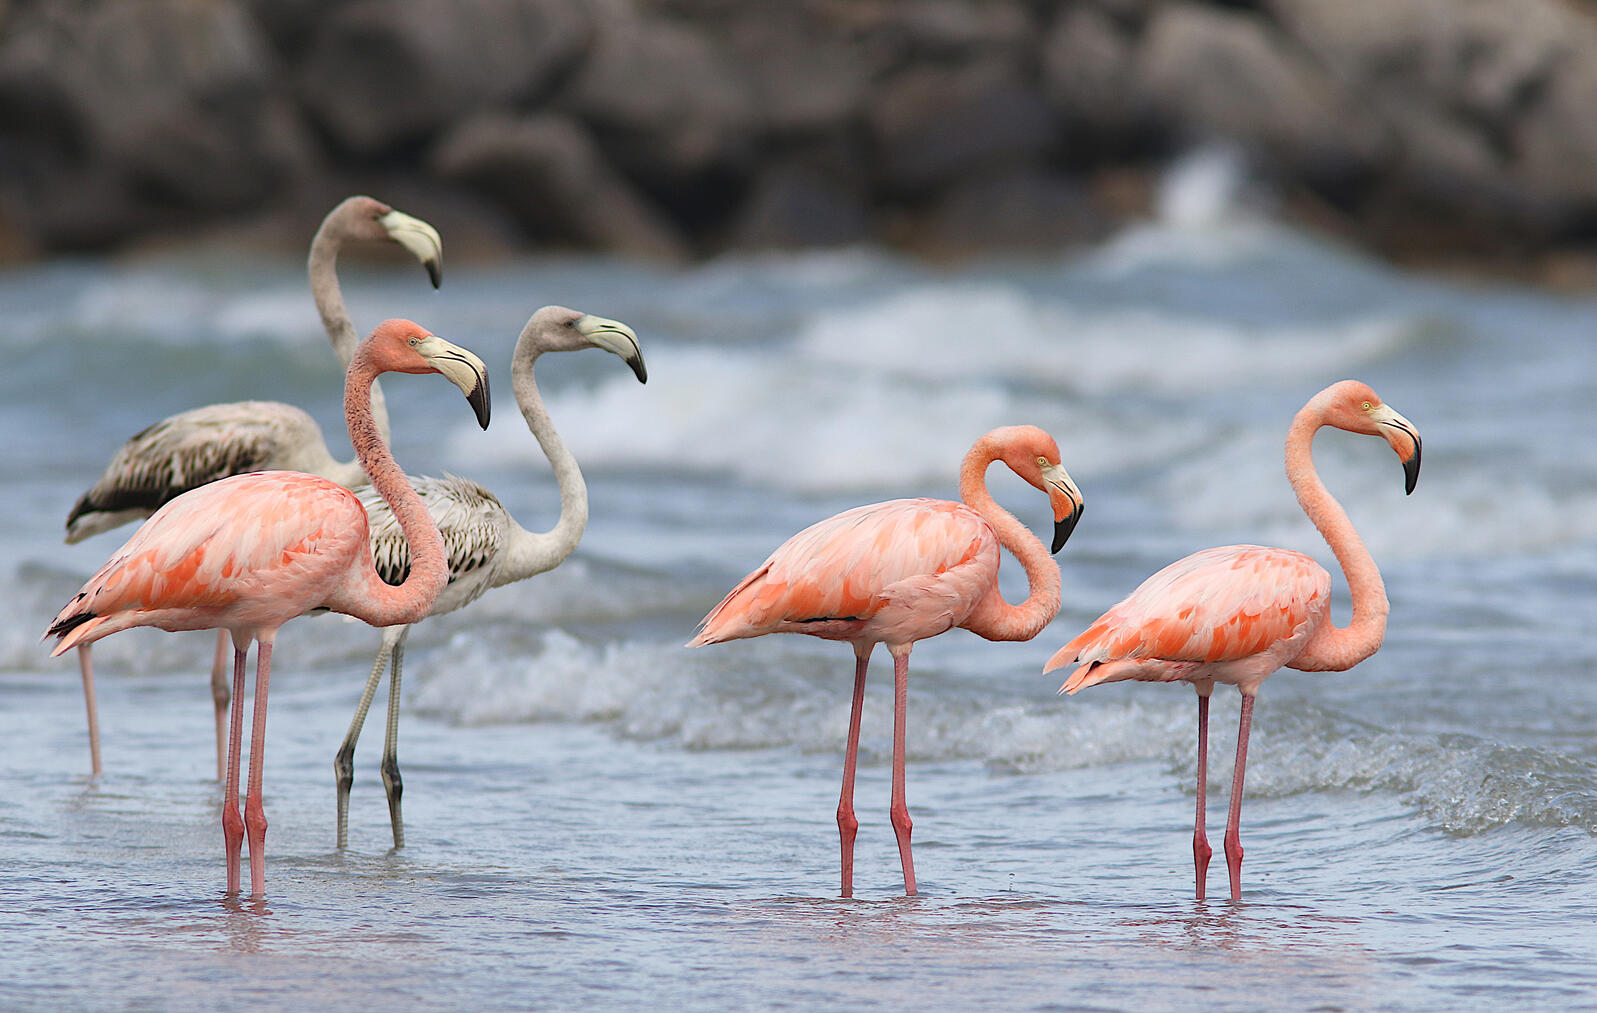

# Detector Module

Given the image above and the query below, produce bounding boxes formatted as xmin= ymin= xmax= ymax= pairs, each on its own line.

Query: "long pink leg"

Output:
xmin=836 ymin=644 xmax=871 ymax=898
xmin=222 ymin=642 xmax=248 ymax=896
xmin=1224 ymin=693 xmax=1256 ymax=902
xmin=243 ymin=637 xmax=275 ymax=899
xmin=77 ymin=646 xmax=102 ymax=776
xmin=888 ymin=647 xmax=916 ymax=897
xmin=210 ymin=630 xmax=230 ymax=782
xmin=1193 ymin=692 xmax=1212 ymax=900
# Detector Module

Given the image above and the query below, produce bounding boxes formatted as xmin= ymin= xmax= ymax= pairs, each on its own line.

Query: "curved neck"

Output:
xmin=310 ymin=217 xmax=391 ymax=442
xmin=1285 ymin=405 xmax=1389 ymax=671
xmin=339 ymin=352 xmax=446 ymax=626
xmin=498 ymin=346 xmax=589 ymax=583
xmin=955 ymin=438 xmax=1061 ymax=642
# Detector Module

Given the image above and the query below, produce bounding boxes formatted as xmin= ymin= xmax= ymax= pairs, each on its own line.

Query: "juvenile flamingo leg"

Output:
xmin=243 ymin=639 xmax=274 ymax=899
xmin=380 ymin=634 xmax=408 ymax=848
xmin=222 ymin=644 xmax=248 ymax=896
xmin=77 ymin=646 xmax=102 ymax=776
xmin=335 ymin=635 xmax=395 ymax=850
xmin=1224 ymin=693 xmax=1256 ymax=902
xmin=1194 ymin=691 xmax=1213 ymax=901
xmin=888 ymin=647 xmax=916 ymax=897
xmin=209 ymin=630 xmax=230 ymax=781
xmin=836 ymin=644 xmax=871 ymax=898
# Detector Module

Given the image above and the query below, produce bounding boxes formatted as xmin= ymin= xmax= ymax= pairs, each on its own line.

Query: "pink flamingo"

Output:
xmin=65 ymin=195 xmax=444 ymax=777
xmin=45 ymin=319 xmax=490 ymax=899
xmin=1044 ymin=380 xmax=1422 ymax=902
xmin=688 ymin=426 xmax=1084 ymax=897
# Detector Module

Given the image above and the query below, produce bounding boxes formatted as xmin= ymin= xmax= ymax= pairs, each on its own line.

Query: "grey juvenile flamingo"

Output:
xmin=335 ymin=306 xmax=647 ymax=849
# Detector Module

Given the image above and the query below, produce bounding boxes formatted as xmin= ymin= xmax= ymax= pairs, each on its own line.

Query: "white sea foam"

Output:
xmin=407 ymin=625 xmax=1597 ymax=837
xmin=450 ymin=275 xmax=1422 ymax=499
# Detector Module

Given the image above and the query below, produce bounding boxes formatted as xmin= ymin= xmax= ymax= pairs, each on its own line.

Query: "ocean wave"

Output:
xmin=409 ymin=628 xmax=1597 ymax=839
xmin=794 ymin=284 xmax=1418 ymax=393
xmin=1154 ymin=426 xmax=1597 ymax=559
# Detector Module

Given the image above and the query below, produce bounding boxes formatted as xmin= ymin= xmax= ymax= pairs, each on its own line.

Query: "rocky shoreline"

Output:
xmin=4 ymin=0 xmax=1597 ymax=281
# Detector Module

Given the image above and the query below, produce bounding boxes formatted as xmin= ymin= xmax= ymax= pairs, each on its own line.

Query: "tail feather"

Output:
xmin=1059 ymin=657 xmax=1200 ymax=694
xmin=1059 ymin=660 xmax=1106 ymax=695
xmin=686 ymin=564 xmax=773 ymax=647
xmin=46 ymin=611 xmax=108 ymax=657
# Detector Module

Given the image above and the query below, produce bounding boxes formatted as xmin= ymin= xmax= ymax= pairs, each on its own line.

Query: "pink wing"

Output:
xmin=48 ymin=471 xmax=367 ymax=652
xmin=1048 ymin=545 xmax=1330 ymax=690
xmin=689 ymin=497 xmax=997 ymax=645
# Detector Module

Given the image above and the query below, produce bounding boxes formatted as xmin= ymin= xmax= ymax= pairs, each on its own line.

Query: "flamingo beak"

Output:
xmin=576 ymin=314 xmax=647 ymax=383
xmin=1042 ymin=461 xmax=1084 ymax=553
xmin=1372 ymin=405 xmax=1422 ymax=495
xmin=416 ymin=335 xmax=491 ymax=429
xmin=380 ymin=210 xmax=444 ymax=289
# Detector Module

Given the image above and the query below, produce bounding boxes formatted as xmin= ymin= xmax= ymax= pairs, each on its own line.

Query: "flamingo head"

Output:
xmin=517 ymin=305 xmax=647 ymax=383
xmin=990 ymin=425 xmax=1085 ymax=553
xmin=333 ymin=195 xmax=444 ymax=288
xmin=361 ymin=319 xmax=491 ymax=429
xmin=1318 ymin=380 xmax=1422 ymax=494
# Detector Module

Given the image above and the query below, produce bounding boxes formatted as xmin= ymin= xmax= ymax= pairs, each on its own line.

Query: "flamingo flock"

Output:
xmin=46 ymin=196 xmax=1424 ymax=903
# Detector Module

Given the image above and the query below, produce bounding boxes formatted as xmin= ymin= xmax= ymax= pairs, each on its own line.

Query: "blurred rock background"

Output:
xmin=4 ymin=0 xmax=1597 ymax=281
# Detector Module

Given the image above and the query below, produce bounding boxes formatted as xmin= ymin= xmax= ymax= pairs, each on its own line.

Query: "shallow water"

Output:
xmin=3 ymin=167 xmax=1596 ymax=1009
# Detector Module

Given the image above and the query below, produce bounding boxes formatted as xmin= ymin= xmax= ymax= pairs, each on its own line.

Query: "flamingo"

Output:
xmin=688 ymin=426 xmax=1084 ymax=897
xmin=65 ymin=195 xmax=442 ymax=777
xmin=334 ymin=305 xmax=647 ymax=850
xmin=45 ymin=319 xmax=491 ymax=899
xmin=1044 ymin=379 xmax=1422 ymax=902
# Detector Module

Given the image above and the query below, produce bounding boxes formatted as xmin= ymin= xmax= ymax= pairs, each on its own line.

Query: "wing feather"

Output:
xmin=690 ymin=498 xmax=995 ymax=644
xmin=66 ymin=402 xmax=332 ymax=540
xmin=359 ymin=474 xmax=507 ymax=603
xmin=1061 ymin=545 xmax=1329 ymax=667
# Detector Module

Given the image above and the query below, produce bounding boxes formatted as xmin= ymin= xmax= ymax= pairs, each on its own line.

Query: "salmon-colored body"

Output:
xmin=1057 ymin=544 xmax=1330 ymax=697
xmin=51 ymin=472 xmax=378 ymax=652
xmin=692 ymin=498 xmax=1004 ymax=650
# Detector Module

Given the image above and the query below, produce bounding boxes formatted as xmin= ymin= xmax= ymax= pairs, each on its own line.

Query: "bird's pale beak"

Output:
xmin=380 ymin=210 xmax=444 ymax=289
xmin=416 ymin=335 xmax=491 ymax=429
xmin=1042 ymin=461 xmax=1085 ymax=553
xmin=576 ymin=315 xmax=647 ymax=383
xmin=1372 ymin=405 xmax=1422 ymax=495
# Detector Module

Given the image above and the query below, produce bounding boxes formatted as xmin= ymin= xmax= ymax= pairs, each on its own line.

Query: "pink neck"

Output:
xmin=1285 ymin=399 xmax=1389 ymax=672
xmin=340 ymin=351 xmax=447 ymax=626
xmin=956 ymin=437 xmax=1061 ymax=642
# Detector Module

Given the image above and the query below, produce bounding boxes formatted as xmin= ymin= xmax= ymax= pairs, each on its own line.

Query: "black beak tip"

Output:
xmin=425 ymin=259 xmax=443 ymax=290
xmin=469 ymin=376 xmax=491 ymax=430
xmin=1403 ymin=440 xmax=1421 ymax=496
xmin=628 ymin=354 xmax=648 ymax=384
xmin=1052 ymin=505 xmax=1083 ymax=554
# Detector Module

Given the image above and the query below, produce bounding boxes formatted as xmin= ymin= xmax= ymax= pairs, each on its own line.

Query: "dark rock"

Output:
xmin=912 ymin=166 xmax=1111 ymax=255
xmin=293 ymin=0 xmax=593 ymax=156
xmin=837 ymin=0 xmax=1036 ymax=62
xmin=715 ymin=7 xmax=874 ymax=134
xmin=1041 ymin=4 xmax=1141 ymax=145
xmin=728 ymin=162 xmax=871 ymax=249
xmin=430 ymin=111 xmax=688 ymax=260
xmin=562 ymin=0 xmax=757 ymax=179
xmin=868 ymin=58 xmax=1058 ymax=198
xmin=1134 ymin=4 xmax=1382 ymax=174
xmin=0 ymin=0 xmax=309 ymax=250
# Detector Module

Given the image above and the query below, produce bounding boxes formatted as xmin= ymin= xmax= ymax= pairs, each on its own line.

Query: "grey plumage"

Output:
xmin=360 ymin=474 xmax=508 ymax=607
xmin=66 ymin=402 xmax=348 ymax=543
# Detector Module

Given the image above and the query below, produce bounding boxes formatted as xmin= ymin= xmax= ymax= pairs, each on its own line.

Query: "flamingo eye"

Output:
xmin=1036 ymin=455 xmax=1048 ymax=468
xmin=1362 ymin=400 xmax=1372 ymax=411
xmin=409 ymin=337 xmax=421 ymax=348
